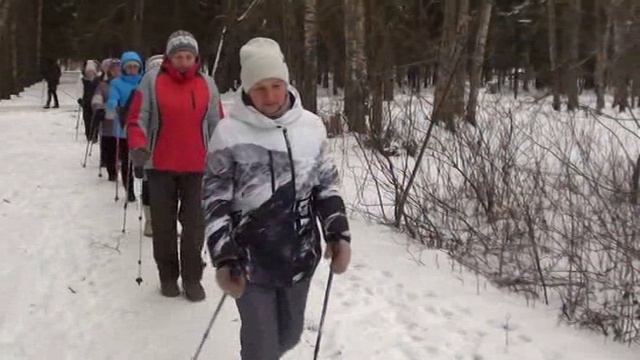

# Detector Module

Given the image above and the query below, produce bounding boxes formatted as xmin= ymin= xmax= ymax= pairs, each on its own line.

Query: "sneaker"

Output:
xmin=160 ymin=281 xmax=180 ymax=297
xmin=183 ymin=281 xmax=206 ymax=302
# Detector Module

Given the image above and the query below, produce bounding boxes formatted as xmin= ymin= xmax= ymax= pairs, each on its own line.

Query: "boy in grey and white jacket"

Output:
xmin=203 ymin=37 xmax=351 ymax=359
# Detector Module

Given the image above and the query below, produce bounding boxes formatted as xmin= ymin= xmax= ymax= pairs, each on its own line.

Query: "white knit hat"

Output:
xmin=84 ymin=60 xmax=98 ymax=75
xmin=145 ymin=54 xmax=164 ymax=71
xmin=240 ymin=37 xmax=290 ymax=92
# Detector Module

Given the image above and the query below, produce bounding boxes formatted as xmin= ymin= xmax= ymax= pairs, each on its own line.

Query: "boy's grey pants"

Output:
xmin=235 ymin=277 xmax=312 ymax=360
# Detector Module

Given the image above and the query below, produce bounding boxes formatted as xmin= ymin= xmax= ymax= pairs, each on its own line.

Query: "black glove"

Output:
xmin=133 ymin=166 xmax=144 ymax=179
xmin=93 ymin=109 xmax=105 ymax=122
xmin=130 ymin=147 xmax=150 ymax=167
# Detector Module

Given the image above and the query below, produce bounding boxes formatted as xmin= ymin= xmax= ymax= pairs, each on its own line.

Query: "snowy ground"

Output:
xmin=0 ymin=74 xmax=637 ymax=359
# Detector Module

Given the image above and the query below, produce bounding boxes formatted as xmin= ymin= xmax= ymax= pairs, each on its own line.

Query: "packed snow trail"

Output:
xmin=0 ymin=75 xmax=637 ymax=360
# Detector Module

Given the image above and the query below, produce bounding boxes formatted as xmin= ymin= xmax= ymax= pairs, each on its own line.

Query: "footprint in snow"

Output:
xmin=518 ymin=334 xmax=533 ymax=343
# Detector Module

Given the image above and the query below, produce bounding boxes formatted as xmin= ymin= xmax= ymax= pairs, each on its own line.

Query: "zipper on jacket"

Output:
xmin=191 ymin=90 xmax=196 ymax=109
xmin=281 ymin=126 xmax=301 ymax=233
xmin=281 ymin=127 xmax=296 ymax=206
xmin=268 ymin=151 xmax=276 ymax=194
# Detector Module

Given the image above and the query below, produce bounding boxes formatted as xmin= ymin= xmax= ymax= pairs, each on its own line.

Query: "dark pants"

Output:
xmin=142 ymin=179 xmax=150 ymax=206
xmin=46 ymin=83 xmax=59 ymax=107
xmin=117 ymin=138 xmax=134 ymax=200
xmin=82 ymin=106 xmax=96 ymax=142
xmin=101 ymin=136 xmax=117 ymax=179
xmin=147 ymin=171 xmax=205 ymax=283
xmin=236 ymin=278 xmax=312 ymax=360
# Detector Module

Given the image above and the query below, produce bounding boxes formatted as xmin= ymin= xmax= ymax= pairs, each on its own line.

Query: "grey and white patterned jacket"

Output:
xmin=203 ymin=87 xmax=350 ymax=287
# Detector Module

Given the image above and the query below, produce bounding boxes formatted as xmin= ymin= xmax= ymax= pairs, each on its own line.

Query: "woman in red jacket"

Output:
xmin=127 ymin=30 xmax=222 ymax=301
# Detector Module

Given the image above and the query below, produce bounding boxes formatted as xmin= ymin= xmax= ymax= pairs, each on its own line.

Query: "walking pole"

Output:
xmin=88 ymin=138 xmax=95 ymax=157
xmin=192 ymin=294 xmax=228 ymax=360
xmin=134 ymin=168 xmax=144 ymax=286
xmin=114 ymin=136 xmax=120 ymax=202
xmin=81 ymin=135 xmax=92 ymax=168
xmin=122 ymin=159 xmax=133 ymax=233
xmin=96 ymin=112 xmax=104 ymax=178
xmin=313 ymin=271 xmax=334 ymax=360
xmin=82 ymin=112 xmax=98 ymax=168
xmin=74 ymin=104 xmax=81 ymax=141
xmin=41 ymin=80 xmax=46 ymax=106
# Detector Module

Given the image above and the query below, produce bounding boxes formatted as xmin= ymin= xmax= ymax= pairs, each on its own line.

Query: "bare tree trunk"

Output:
xmin=465 ymin=0 xmax=492 ymax=126
xmin=302 ymin=0 xmax=318 ymax=113
xmin=0 ymin=0 xmax=11 ymax=34
xmin=0 ymin=2 xmax=7 ymax=99
xmin=522 ymin=43 xmax=533 ymax=92
xmin=564 ymin=0 xmax=581 ymax=111
xmin=130 ymin=0 xmax=144 ymax=52
xmin=383 ymin=61 xmax=393 ymax=101
xmin=594 ymin=0 xmax=612 ymax=112
xmin=454 ymin=0 xmax=469 ymax=112
xmin=332 ymin=53 xmax=342 ymax=95
xmin=547 ymin=0 xmax=561 ymax=111
xmin=611 ymin=0 xmax=631 ymax=112
xmin=9 ymin=0 xmax=17 ymax=93
xmin=433 ymin=0 xmax=468 ymax=131
xmin=632 ymin=70 xmax=640 ymax=108
xmin=35 ymin=0 xmax=42 ymax=75
xmin=215 ymin=0 xmax=238 ymax=92
xmin=367 ymin=0 xmax=383 ymax=144
xmin=383 ymin=31 xmax=393 ymax=101
xmin=344 ymin=0 xmax=367 ymax=134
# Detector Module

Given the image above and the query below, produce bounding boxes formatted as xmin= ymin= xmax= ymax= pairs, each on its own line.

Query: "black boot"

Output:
xmin=183 ymin=281 xmax=206 ymax=302
xmin=127 ymin=186 xmax=136 ymax=202
xmin=160 ymin=281 xmax=180 ymax=297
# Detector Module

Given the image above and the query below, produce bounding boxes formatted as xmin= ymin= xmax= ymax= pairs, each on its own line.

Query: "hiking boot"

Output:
xmin=183 ymin=281 xmax=206 ymax=302
xmin=160 ymin=281 xmax=180 ymax=297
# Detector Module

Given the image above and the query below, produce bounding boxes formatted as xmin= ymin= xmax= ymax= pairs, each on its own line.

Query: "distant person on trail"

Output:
xmin=126 ymin=31 xmax=222 ymax=302
xmin=106 ymin=51 xmax=144 ymax=202
xmin=203 ymin=37 xmax=352 ymax=359
xmin=134 ymin=54 xmax=166 ymax=238
xmin=42 ymin=59 xmax=61 ymax=109
xmin=79 ymin=60 xmax=101 ymax=142
xmin=91 ymin=58 xmax=121 ymax=181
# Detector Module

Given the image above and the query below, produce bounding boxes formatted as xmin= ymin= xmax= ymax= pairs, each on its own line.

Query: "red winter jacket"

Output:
xmin=127 ymin=59 xmax=222 ymax=173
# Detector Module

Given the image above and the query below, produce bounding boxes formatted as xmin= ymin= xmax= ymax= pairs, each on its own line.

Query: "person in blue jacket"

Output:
xmin=106 ymin=51 xmax=144 ymax=202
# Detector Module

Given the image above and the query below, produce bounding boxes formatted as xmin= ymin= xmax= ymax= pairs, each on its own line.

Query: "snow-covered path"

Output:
xmin=0 ymin=75 xmax=637 ymax=360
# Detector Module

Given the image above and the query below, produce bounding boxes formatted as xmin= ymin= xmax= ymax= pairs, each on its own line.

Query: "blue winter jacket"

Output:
xmin=106 ymin=51 xmax=143 ymax=139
